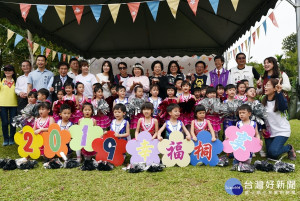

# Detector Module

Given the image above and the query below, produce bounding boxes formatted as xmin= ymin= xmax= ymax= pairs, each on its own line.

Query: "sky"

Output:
xmin=226 ymin=0 xmax=296 ymax=68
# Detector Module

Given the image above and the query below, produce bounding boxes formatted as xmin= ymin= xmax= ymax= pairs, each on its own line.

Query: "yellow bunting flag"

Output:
xmin=167 ymin=0 xmax=180 ymax=18
xmin=67 ymin=55 xmax=71 ymax=63
xmin=7 ymin=29 xmax=14 ymax=42
xmin=52 ymin=51 xmax=57 ymax=61
xmin=244 ymin=40 xmax=248 ymax=51
xmin=33 ymin=43 xmax=39 ymax=54
xmin=108 ymin=4 xmax=121 ymax=24
xmin=55 ymin=5 xmax=66 ymax=24
xmin=231 ymin=0 xmax=239 ymax=11
xmin=256 ymin=27 xmax=260 ymax=39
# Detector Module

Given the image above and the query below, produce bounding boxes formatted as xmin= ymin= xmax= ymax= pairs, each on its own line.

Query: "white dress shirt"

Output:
xmin=15 ymin=74 xmax=28 ymax=95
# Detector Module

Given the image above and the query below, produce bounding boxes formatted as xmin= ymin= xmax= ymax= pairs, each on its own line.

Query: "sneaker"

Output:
xmin=287 ymin=145 xmax=296 ymax=161
xmin=259 ymin=150 xmax=266 ymax=158
xmin=230 ymin=163 xmax=238 ymax=171
xmin=2 ymin=140 xmax=9 ymax=146
xmin=9 ymin=139 xmax=15 ymax=145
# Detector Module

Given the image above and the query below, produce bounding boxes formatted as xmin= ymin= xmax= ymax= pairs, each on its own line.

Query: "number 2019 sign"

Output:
xmin=92 ymin=131 xmax=127 ymax=166
xmin=69 ymin=118 xmax=103 ymax=152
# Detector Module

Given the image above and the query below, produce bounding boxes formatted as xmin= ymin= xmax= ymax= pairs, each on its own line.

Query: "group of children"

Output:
xmin=15 ymin=76 xmax=296 ymax=169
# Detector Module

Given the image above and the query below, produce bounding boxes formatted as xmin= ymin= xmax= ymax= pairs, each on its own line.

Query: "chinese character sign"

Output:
xmin=42 ymin=123 xmax=71 ymax=158
xmin=69 ymin=118 xmax=103 ymax=152
xmin=158 ymin=131 xmax=194 ymax=167
xmin=92 ymin=131 xmax=127 ymax=166
xmin=223 ymin=125 xmax=262 ymax=161
xmin=126 ymin=131 xmax=160 ymax=165
xmin=14 ymin=126 xmax=43 ymax=159
xmin=190 ymin=131 xmax=223 ymax=166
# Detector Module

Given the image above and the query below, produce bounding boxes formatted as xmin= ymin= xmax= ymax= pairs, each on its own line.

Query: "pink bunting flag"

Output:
xmin=241 ymin=43 xmax=244 ymax=51
xmin=72 ymin=5 xmax=84 ymax=24
xmin=268 ymin=12 xmax=279 ymax=28
xmin=187 ymin=0 xmax=199 ymax=16
xmin=26 ymin=39 xmax=33 ymax=49
xmin=63 ymin=54 xmax=67 ymax=61
xmin=252 ymin=32 xmax=256 ymax=44
xmin=45 ymin=48 xmax=51 ymax=58
xmin=128 ymin=3 xmax=140 ymax=22
xmin=20 ymin=4 xmax=32 ymax=22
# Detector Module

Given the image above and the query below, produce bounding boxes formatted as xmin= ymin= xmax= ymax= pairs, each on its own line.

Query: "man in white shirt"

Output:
xmin=229 ymin=53 xmax=261 ymax=87
xmin=74 ymin=60 xmax=97 ymax=99
xmin=68 ymin=58 xmax=80 ymax=80
xmin=15 ymin=60 xmax=32 ymax=114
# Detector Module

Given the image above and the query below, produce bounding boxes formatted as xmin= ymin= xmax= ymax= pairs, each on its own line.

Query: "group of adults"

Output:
xmin=0 ymin=53 xmax=292 ymax=158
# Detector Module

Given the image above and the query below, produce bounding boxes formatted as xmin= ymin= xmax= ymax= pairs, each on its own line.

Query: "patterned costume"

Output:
xmin=193 ymin=119 xmax=208 ymax=135
xmin=165 ymin=120 xmax=183 ymax=139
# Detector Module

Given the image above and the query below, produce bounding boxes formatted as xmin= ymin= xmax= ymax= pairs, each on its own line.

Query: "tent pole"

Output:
xmin=296 ymin=0 xmax=300 ymax=86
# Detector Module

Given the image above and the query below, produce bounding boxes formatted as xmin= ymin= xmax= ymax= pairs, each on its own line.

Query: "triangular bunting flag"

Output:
xmin=209 ymin=0 xmax=219 ymax=14
xmin=40 ymin=46 xmax=45 ymax=55
xmin=147 ymin=1 xmax=160 ymax=21
xmin=33 ymin=43 xmax=39 ymax=54
xmin=187 ymin=0 xmax=199 ymax=16
xmin=167 ymin=0 xmax=180 ymax=18
xmin=208 ymin=57 xmax=212 ymax=61
xmin=269 ymin=12 xmax=279 ymax=28
xmin=45 ymin=48 xmax=51 ymax=58
xmin=252 ymin=32 xmax=256 ymax=44
xmin=55 ymin=5 xmax=66 ymax=24
xmin=202 ymin=56 xmax=207 ymax=60
xmin=26 ymin=39 xmax=33 ymax=49
xmin=263 ymin=20 xmax=267 ymax=35
xmin=67 ymin=55 xmax=71 ymax=63
xmin=244 ymin=40 xmax=248 ymax=51
xmin=241 ymin=43 xmax=244 ymax=52
xmin=14 ymin=34 xmax=23 ymax=47
xmin=20 ymin=4 xmax=31 ymax=22
xmin=128 ymin=3 xmax=140 ymax=22
xmin=90 ymin=5 xmax=102 ymax=22
xmin=63 ymin=54 xmax=67 ymax=62
xmin=238 ymin=45 xmax=241 ymax=53
xmin=257 ymin=27 xmax=260 ymax=39
xmin=7 ymin=29 xmax=14 ymax=42
xmin=57 ymin=52 xmax=62 ymax=61
xmin=72 ymin=5 xmax=84 ymax=24
xmin=108 ymin=4 xmax=121 ymax=24
xmin=36 ymin=5 xmax=48 ymax=22
xmin=248 ymin=36 xmax=251 ymax=45
xmin=233 ymin=49 xmax=236 ymax=58
xmin=231 ymin=0 xmax=239 ymax=11
xmin=52 ymin=51 xmax=57 ymax=61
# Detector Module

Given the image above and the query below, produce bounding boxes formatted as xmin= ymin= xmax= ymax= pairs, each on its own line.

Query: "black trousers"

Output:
xmin=17 ymin=96 xmax=28 ymax=114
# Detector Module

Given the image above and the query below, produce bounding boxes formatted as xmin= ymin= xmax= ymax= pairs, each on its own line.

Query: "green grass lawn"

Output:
xmin=0 ymin=120 xmax=299 ymax=200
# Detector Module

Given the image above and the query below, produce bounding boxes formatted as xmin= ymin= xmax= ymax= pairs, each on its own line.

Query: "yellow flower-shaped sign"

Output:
xmin=14 ymin=126 xmax=43 ymax=159
xmin=158 ymin=131 xmax=194 ymax=167
xmin=69 ymin=118 xmax=103 ymax=152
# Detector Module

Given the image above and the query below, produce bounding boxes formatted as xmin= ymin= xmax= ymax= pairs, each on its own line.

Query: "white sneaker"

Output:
xmin=260 ymin=150 xmax=266 ymax=158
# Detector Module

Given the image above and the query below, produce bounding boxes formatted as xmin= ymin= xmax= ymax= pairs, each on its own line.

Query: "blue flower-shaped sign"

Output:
xmin=190 ymin=131 xmax=223 ymax=166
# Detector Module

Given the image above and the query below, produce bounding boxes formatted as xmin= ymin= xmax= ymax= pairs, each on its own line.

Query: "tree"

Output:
xmin=282 ymin=33 xmax=296 ymax=53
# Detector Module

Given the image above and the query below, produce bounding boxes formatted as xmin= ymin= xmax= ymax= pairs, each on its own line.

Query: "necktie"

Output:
xmin=61 ymin=77 xmax=65 ymax=85
xmin=217 ymin=70 xmax=220 ymax=78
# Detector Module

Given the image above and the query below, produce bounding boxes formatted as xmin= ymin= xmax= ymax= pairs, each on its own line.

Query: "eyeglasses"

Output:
xmin=237 ymin=57 xmax=246 ymax=60
xmin=119 ymin=67 xmax=127 ymax=70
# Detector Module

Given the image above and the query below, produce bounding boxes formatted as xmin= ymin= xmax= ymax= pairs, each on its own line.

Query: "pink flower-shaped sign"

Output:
xmin=126 ymin=131 xmax=160 ymax=165
xmin=223 ymin=125 xmax=262 ymax=161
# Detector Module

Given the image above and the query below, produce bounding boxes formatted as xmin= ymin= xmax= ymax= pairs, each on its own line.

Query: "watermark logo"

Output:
xmin=225 ymin=178 xmax=243 ymax=195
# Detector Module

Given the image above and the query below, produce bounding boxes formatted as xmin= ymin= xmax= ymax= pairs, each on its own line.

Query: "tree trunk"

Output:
xmin=27 ymin=30 xmax=35 ymax=68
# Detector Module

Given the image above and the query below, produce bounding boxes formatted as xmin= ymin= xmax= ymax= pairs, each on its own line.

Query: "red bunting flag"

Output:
xmin=45 ymin=48 xmax=51 ymax=58
xmin=20 ymin=4 xmax=32 ymax=22
xmin=241 ymin=43 xmax=244 ymax=51
xmin=187 ymin=0 xmax=199 ymax=16
xmin=233 ymin=49 xmax=236 ymax=58
xmin=268 ymin=12 xmax=279 ymax=28
xmin=26 ymin=39 xmax=33 ymax=49
xmin=208 ymin=57 xmax=212 ymax=61
xmin=128 ymin=3 xmax=140 ymax=22
xmin=63 ymin=54 xmax=67 ymax=61
xmin=252 ymin=32 xmax=256 ymax=44
xmin=72 ymin=5 xmax=84 ymax=24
